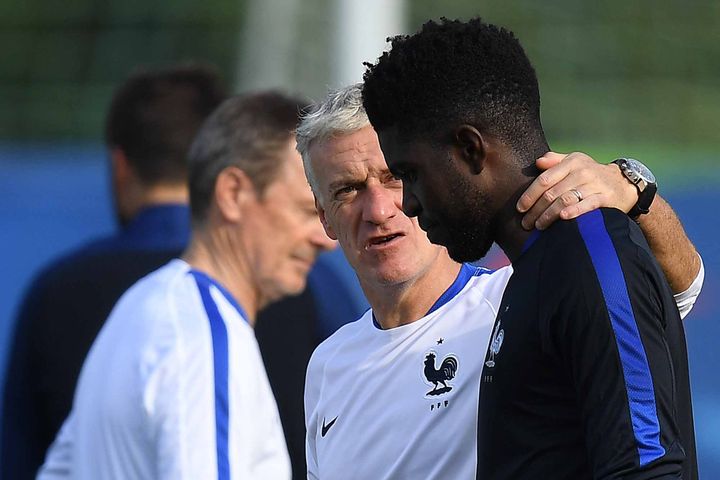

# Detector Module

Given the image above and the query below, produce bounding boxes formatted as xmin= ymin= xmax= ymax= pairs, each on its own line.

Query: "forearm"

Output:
xmin=637 ymin=195 xmax=701 ymax=293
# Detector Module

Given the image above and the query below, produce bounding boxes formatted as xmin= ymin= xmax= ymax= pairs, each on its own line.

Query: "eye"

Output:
xmin=333 ymin=185 xmax=357 ymax=199
xmin=391 ymin=166 xmax=416 ymax=183
xmin=383 ymin=171 xmax=404 ymax=187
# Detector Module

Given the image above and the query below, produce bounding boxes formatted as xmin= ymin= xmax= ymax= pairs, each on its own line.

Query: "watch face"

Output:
xmin=626 ymin=158 xmax=656 ymax=184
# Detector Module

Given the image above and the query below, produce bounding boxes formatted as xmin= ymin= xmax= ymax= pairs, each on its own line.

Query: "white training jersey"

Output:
xmin=304 ymin=257 xmax=704 ymax=480
xmin=38 ymin=259 xmax=291 ymax=480
xmin=305 ymin=264 xmax=513 ymax=480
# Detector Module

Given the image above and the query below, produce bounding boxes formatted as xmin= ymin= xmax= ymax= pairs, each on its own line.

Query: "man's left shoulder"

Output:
xmin=530 ymin=209 xmax=651 ymax=288
xmin=545 ymin=209 xmax=665 ymax=294
xmin=573 ymin=208 xmax=652 ymax=259
xmin=542 ymin=208 xmax=639 ymax=253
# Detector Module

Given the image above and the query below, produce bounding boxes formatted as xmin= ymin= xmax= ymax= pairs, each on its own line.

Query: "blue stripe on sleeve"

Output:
xmin=190 ymin=271 xmax=234 ymax=480
xmin=577 ymin=210 xmax=664 ymax=466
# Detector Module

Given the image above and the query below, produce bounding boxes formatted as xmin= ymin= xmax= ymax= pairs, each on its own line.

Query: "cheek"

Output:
xmin=423 ymin=184 xmax=451 ymax=212
xmin=327 ymin=207 xmax=357 ymax=245
xmin=257 ymin=210 xmax=298 ymax=255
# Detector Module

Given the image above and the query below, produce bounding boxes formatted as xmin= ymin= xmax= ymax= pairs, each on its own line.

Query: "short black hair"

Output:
xmin=363 ymin=18 xmax=546 ymax=156
xmin=187 ymin=91 xmax=308 ymax=224
xmin=105 ymin=63 xmax=227 ymax=185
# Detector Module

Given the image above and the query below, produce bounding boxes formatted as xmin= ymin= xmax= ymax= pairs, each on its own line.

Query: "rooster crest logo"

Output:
xmin=423 ymin=352 xmax=458 ymax=396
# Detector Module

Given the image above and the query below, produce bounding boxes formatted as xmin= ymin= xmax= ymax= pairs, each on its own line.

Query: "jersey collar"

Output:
xmin=188 ymin=268 xmax=250 ymax=323
xmin=372 ymin=262 xmax=490 ymax=329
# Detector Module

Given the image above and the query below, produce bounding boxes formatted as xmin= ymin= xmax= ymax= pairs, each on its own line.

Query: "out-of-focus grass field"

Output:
xmin=555 ymin=145 xmax=720 ymax=182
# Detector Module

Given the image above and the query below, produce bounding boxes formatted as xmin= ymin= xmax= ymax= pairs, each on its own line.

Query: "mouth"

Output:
xmin=365 ymin=232 xmax=404 ymax=250
xmin=291 ymin=255 xmax=315 ymax=271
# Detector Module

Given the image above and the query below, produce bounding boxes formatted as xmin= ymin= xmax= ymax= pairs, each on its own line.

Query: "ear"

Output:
xmin=109 ymin=147 xmax=139 ymax=222
xmin=452 ymin=125 xmax=488 ymax=175
xmin=315 ymin=197 xmax=338 ymax=240
xmin=214 ymin=166 xmax=255 ymax=223
xmin=110 ymin=147 xmax=132 ymax=189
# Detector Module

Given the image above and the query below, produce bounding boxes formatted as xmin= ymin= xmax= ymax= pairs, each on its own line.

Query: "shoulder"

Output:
xmin=106 ymin=260 xmax=193 ymax=333
xmin=308 ymin=309 xmax=371 ymax=371
xmin=94 ymin=261 xmax=232 ymax=384
xmin=459 ymin=264 xmax=514 ymax=312
xmin=22 ymin=246 xmax=180 ymax=307
xmin=540 ymin=208 xmax=635 ymax=247
xmin=567 ymin=208 xmax=655 ymax=280
xmin=534 ymin=209 xmax=667 ymax=310
xmin=20 ymin=238 xmax=117 ymax=297
xmin=467 ymin=264 xmax=514 ymax=289
xmin=74 ymin=262 xmax=194 ymax=391
xmin=532 ymin=208 xmax=642 ymax=269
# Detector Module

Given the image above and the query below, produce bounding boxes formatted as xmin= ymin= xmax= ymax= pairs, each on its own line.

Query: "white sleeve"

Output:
xmin=674 ymin=253 xmax=705 ymax=320
xmin=36 ymin=414 xmax=75 ymax=479
xmin=150 ymin=284 xmax=290 ymax=480
xmin=147 ymin=346 xmax=209 ymax=480
xmin=147 ymin=298 xmax=219 ymax=479
xmin=304 ymin=353 xmax=321 ymax=480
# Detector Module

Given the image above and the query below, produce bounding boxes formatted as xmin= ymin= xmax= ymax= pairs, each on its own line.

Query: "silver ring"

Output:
xmin=570 ymin=188 xmax=583 ymax=202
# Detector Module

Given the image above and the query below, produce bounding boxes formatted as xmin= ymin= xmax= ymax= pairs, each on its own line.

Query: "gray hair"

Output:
xmin=296 ymin=83 xmax=370 ymax=202
xmin=188 ymin=91 xmax=307 ymax=224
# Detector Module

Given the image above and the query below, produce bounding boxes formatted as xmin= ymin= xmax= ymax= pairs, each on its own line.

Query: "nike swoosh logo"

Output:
xmin=321 ymin=416 xmax=338 ymax=437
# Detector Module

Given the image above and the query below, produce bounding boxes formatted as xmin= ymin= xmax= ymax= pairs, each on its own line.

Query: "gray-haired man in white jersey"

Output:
xmin=38 ymin=92 xmax=336 ymax=480
xmin=297 ymin=84 xmax=703 ymax=480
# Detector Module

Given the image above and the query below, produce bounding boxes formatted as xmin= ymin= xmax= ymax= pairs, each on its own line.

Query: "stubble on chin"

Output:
xmin=442 ymin=190 xmax=496 ymax=263
xmin=444 ymin=219 xmax=494 ymax=263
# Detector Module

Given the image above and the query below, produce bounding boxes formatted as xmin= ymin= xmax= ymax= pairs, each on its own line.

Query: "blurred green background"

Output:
xmin=2 ymin=0 xmax=719 ymax=173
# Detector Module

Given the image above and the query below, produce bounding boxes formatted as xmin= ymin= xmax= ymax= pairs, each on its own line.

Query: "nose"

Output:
xmin=402 ymin=186 xmax=421 ymax=218
xmin=362 ymin=184 xmax=399 ymax=225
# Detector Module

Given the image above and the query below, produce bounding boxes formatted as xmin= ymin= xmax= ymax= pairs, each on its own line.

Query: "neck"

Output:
xmin=122 ymin=182 xmax=189 ymax=220
xmin=182 ymin=225 xmax=260 ymax=326
xmin=361 ymin=253 xmax=461 ymax=330
xmin=492 ymin=179 xmax=535 ymax=262
xmin=492 ymin=145 xmax=549 ymax=263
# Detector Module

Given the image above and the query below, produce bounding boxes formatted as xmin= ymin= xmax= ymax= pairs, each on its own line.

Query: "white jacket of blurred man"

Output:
xmin=38 ymin=91 xmax=335 ymax=480
xmin=297 ymin=84 xmax=704 ymax=480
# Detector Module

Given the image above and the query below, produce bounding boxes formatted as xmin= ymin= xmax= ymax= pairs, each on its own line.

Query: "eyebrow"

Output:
xmin=328 ymin=176 xmax=365 ymax=193
xmin=385 ymin=161 xmax=405 ymax=174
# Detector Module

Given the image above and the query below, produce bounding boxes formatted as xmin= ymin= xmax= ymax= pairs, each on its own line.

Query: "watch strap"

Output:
xmin=612 ymin=158 xmax=657 ymax=219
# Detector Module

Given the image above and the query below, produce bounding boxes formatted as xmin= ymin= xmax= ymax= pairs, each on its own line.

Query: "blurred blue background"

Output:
xmin=2 ymin=0 xmax=718 ymax=476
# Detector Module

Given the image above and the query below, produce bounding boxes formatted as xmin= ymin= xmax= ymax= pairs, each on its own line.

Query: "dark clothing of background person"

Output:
xmin=256 ymin=290 xmax=320 ymax=480
xmin=476 ymin=208 xmax=697 ymax=479
xmin=256 ymin=247 xmax=368 ymax=480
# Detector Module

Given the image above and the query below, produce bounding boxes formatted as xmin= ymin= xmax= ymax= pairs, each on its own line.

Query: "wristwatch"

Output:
xmin=611 ymin=157 xmax=657 ymax=219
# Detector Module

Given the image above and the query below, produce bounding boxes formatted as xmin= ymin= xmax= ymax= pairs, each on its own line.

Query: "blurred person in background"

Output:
xmin=1 ymin=64 xmax=227 ymax=480
xmin=37 ymin=91 xmax=335 ymax=479
xmin=298 ymin=83 xmax=703 ymax=479
xmin=362 ymin=18 xmax=701 ymax=479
